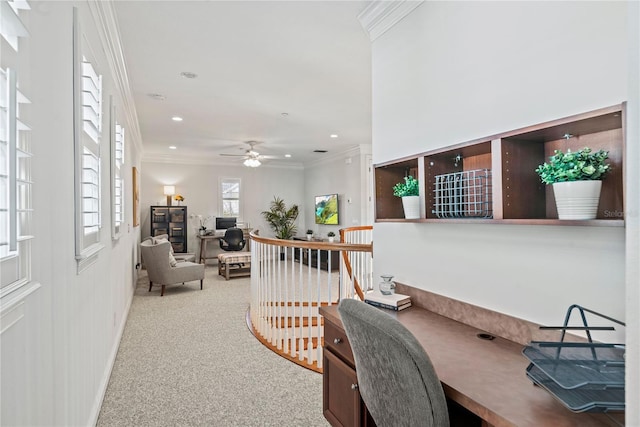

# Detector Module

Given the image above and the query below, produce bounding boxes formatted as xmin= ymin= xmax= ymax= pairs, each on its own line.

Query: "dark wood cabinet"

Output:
xmin=150 ymin=206 xmax=187 ymax=253
xmin=292 ymin=238 xmax=340 ymax=271
xmin=375 ymin=103 xmax=626 ymax=226
xmin=322 ymin=316 xmax=376 ymax=427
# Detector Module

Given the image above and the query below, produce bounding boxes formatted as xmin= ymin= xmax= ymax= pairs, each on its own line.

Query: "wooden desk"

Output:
xmin=320 ymin=305 xmax=624 ymax=427
xmin=197 ymin=229 xmax=251 ymax=264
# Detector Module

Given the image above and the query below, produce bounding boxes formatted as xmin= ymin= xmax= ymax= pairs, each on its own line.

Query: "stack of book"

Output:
xmin=364 ymin=291 xmax=411 ymax=311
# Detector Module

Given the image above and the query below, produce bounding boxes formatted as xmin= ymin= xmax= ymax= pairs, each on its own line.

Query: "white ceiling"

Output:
xmin=113 ymin=1 xmax=372 ymax=167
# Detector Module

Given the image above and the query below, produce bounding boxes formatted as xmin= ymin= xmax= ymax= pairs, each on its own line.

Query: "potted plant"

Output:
xmin=261 ymin=197 xmax=299 ymax=239
xmin=306 ymin=229 xmax=314 ymax=240
xmin=327 ymin=231 xmax=336 ymax=243
xmin=535 ymin=147 xmax=610 ymax=220
xmin=392 ymin=175 xmax=420 ymax=219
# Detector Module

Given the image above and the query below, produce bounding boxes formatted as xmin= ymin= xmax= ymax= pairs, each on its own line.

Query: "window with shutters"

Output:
xmin=110 ymin=99 xmax=125 ymax=239
xmin=1 ymin=0 xmax=34 ymax=297
xmin=73 ymin=9 xmax=104 ymax=270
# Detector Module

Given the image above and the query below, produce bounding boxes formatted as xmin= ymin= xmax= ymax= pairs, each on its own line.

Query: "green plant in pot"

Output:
xmin=306 ymin=229 xmax=313 ymax=240
xmin=261 ymin=197 xmax=299 ymax=239
xmin=392 ymin=175 xmax=420 ymax=219
xmin=327 ymin=231 xmax=336 ymax=242
xmin=535 ymin=147 xmax=610 ymax=220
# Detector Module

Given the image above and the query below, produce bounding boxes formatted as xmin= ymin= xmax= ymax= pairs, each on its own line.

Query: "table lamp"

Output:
xmin=163 ymin=185 xmax=175 ymax=206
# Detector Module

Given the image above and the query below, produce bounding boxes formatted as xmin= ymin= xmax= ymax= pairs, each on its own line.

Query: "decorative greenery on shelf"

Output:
xmin=261 ymin=197 xmax=299 ymax=239
xmin=306 ymin=229 xmax=313 ymax=235
xmin=392 ymin=175 xmax=419 ymax=197
xmin=535 ymin=147 xmax=611 ymax=185
xmin=327 ymin=231 xmax=335 ymax=237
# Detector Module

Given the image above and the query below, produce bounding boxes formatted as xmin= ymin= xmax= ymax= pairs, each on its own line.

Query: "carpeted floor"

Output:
xmin=97 ymin=266 xmax=330 ymax=427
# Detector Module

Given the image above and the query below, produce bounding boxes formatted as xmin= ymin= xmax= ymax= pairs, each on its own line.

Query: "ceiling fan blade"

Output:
xmin=220 ymin=153 xmax=248 ymax=157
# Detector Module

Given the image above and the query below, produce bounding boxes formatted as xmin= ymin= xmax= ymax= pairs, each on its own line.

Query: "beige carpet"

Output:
xmin=97 ymin=266 xmax=329 ymax=427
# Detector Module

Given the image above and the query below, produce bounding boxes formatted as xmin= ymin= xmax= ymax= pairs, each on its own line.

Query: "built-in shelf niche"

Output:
xmin=374 ymin=103 xmax=625 ymax=226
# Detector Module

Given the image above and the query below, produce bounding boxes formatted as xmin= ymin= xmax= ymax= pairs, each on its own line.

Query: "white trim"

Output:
xmin=357 ymin=0 xmax=424 ymax=42
xmin=88 ymin=278 xmax=134 ymax=426
xmin=0 ymin=280 xmax=40 ymax=319
xmin=86 ymin=0 xmax=143 ymax=154
xmin=76 ymin=242 xmax=104 ymax=274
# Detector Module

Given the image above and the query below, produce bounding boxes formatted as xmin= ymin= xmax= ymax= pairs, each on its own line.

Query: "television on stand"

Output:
xmin=315 ymin=194 xmax=339 ymax=225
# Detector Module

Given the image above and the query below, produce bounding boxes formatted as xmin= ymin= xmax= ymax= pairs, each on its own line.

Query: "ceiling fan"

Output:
xmin=220 ymin=141 xmax=278 ymax=167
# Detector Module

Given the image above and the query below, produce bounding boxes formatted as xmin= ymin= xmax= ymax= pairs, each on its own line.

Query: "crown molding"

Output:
xmin=87 ymin=0 xmax=143 ymax=155
xmin=357 ymin=0 xmax=424 ymax=42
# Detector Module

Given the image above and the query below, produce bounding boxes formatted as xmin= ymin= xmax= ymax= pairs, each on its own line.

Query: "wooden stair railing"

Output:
xmin=339 ymin=226 xmax=373 ymax=301
xmin=248 ymin=230 xmax=373 ymax=373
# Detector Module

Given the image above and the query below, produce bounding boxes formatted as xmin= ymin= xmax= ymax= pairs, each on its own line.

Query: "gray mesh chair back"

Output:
xmin=338 ymin=298 xmax=450 ymax=427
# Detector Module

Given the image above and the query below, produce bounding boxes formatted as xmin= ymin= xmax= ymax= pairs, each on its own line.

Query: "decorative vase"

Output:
xmin=379 ymin=275 xmax=396 ymax=295
xmin=552 ymin=181 xmax=602 ymax=220
xmin=307 ymin=234 xmax=313 ymax=240
xmin=199 ymin=228 xmax=207 ymax=236
xmin=401 ymin=196 xmax=420 ymax=219
xmin=328 ymin=236 xmax=335 ymax=243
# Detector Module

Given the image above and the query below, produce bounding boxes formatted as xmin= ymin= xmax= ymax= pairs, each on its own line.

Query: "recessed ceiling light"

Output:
xmin=281 ymin=112 xmax=289 ymax=117
xmin=285 ymin=154 xmax=291 ymax=158
xmin=169 ymin=146 xmax=177 ymax=150
xmin=180 ymin=71 xmax=198 ymax=79
xmin=148 ymin=93 xmax=166 ymax=101
xmin=172 ymin=116 xmax=183 ymax=122
xmin=330 ymin=134 xmax=338 ymax=138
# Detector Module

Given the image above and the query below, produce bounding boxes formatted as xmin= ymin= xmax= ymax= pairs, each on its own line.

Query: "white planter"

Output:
xmin=552 ymin=180 xmax=602 ymax=220
xmin=306 ymin=234 xmax=313 ymax=240
xmin=328 ymin=236 xmax=335 ymax=243
xmin=401 ymin=196 xmax=420 ymax=219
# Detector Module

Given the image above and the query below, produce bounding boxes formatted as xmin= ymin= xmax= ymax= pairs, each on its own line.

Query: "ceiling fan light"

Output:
xmin=244 ymin=158 xmax=261 ymax=167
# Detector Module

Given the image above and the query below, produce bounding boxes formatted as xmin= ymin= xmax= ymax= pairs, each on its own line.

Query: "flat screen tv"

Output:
xmin=315 ymin=194 xmax=339 ymax=225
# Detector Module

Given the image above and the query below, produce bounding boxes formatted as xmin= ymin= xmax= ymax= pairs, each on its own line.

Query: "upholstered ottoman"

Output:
xmin=217 ymin=252 xmax=251 ymax=280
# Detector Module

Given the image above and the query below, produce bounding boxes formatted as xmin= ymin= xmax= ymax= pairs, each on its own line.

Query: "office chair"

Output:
xmin=219 ymin=227 xmax=246 ymax=252
xmin=338 ymin=299 xmax=450 ymax=427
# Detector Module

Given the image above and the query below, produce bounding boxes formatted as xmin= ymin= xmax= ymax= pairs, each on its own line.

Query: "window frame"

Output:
xmin=219 ymin=177 xmax=242 ymax=220
xmin=110 ymin=97 xmax=125 ymax=240
xmin=1 ymin=0 xmax=37 ymax=301
xmin=73 ymin=8 xmax=104 ymax=271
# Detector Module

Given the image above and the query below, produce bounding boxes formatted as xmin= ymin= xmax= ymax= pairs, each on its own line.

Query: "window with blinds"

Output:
xmin=1 ymin=0 xmax=34 ymax=296
xmin=220 ymin=178 xmax=241 ymax=218
xmin=73 ymin=9 xmax=104 ymax=268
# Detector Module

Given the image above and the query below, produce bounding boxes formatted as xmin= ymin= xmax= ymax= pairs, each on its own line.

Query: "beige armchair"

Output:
xmin=140 ymin=239 xmax=205 ymax=296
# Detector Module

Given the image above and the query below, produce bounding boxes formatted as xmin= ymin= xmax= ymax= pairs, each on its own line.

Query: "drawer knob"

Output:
xmin=351 ymin=383 xmax=359 ymax=390
xmin=333 ymin=338 xmax=342 ymax=344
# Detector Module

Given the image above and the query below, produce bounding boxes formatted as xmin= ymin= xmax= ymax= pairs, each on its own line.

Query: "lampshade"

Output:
xmin=163 ymin=185 xmax=175 ymax=206
xmin=243 ymin=158 xmax=261 ymax=167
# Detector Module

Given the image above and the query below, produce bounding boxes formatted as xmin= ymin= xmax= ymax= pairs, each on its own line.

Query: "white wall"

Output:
xmin=140 ymin=161 xmax=306 ymax=249
xmin=625 ymin=1 xmax=640 ymax=424
xmin=372 ymin=1 xmax=629 ymax=348
xmin=1 ymin=2 xmax=141 ymax=426
xmin=303 ymin=146 xmax=372 ymax=238
xmin=371 ymin=0 xmax=637 ymax=417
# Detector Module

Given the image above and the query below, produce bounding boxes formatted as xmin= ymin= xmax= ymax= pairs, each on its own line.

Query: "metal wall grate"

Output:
xmin=433 ymin=169 xmax=492 ymax=218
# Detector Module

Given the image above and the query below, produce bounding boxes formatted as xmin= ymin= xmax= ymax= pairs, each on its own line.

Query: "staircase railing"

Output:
xmin=249 ymin=227 xmax=372 ymax=372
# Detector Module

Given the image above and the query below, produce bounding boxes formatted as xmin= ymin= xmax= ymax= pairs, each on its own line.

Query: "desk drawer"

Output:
xmin=324 ymin=320 xmax=355 ymax=367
